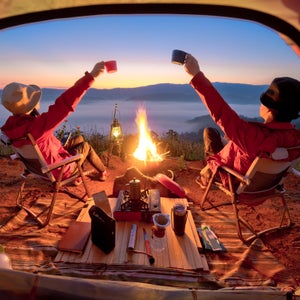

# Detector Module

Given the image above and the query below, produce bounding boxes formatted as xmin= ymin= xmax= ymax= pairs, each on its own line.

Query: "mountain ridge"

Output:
xmin=38 ymin=82 xmax=268 ymax=105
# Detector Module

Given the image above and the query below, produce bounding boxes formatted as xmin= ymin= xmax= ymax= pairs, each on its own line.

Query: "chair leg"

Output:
xmin=77 ymin=163 xmax=92 ymax=200
xmin=231 ymin=198 xmax=257 ymax=243
xmin=15 ymin=176 xmax=51 ymax=227
xmin=40 ymin=185 xmax=59 ymax=227
xmin=232 ymin=194 xmax=292 ymax=244
xmin=15 ymin=163 xmax=93 ymax=227
xmin=16 ymin=177 xmax=26 ymax=208
xmin=279 ymin=195 xmax=292 ymax=227
xmin=200 ymin=171 xmax=217 ymax=210
xmin=61 ymin=166 xmax=92 ymax=202
xmin=15 ymin=167 xmax=65 ymax=227
xmin=254 ymin=194 xmax=292 ymax=238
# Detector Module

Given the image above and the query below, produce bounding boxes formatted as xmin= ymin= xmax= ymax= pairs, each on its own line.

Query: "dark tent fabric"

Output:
xmin=0 ymin=1 xmax=299 ymax=56
xmin=0 ymin=1 xmax=298 ymax=299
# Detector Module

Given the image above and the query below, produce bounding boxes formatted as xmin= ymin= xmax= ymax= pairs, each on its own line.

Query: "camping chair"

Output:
xmin=1 ymin=133 xmax=92 ymax=227
xmin=199 ymin=147 xmax=300 ymax=243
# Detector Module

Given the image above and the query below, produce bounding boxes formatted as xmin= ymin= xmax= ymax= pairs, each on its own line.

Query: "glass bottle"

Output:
xmin=151 ymin=226 xmax=166 ymax=253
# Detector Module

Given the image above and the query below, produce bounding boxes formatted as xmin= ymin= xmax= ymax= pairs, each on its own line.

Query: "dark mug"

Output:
xmin=171 ymin=49 xmax=187 ymax=65
xmin=171 ymin=203 xmax=187 ymax=236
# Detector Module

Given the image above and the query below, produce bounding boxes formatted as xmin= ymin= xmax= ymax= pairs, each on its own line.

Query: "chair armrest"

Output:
xmin=41 ymin=154 xmax=83 ymax=174
xmin=220 ymin=165 xmax=251 ymax=185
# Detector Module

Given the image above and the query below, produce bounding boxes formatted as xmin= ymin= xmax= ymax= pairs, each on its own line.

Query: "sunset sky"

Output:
xmin=0 ymin=14 xmax=299 ymax=89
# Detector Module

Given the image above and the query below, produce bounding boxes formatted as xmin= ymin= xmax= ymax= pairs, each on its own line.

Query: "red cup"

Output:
xmin=105 ymin=60 xmax=117 ymax=73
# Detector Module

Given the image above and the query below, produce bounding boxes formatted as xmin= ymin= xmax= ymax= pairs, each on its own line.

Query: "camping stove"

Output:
xmin=113 ymin=179 xmax=161 ymax=222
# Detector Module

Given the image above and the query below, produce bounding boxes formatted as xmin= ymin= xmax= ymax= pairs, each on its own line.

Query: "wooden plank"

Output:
xmin=183 ymin=201 xmax=207 ymax=270
xmin=135 ymin=225 xmax=146 ymax=265
xmin=182 ymin=211 xmax=198 ymax=269
xmin=79 ymin=238 xmax=93 ymax=263
xmin=120 ymin=222 xmax=131 ymax=264
xmin=162 ymin=198 xmax=189 ymax=270
xmin=165 ymin=225 xmax=180 ymax=269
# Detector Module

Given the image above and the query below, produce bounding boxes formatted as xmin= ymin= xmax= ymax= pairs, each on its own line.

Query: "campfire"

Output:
xmin=133 ymin=107 xmax=165 ymax=163
xmin=112 ymin=106 xmax=183 ymax=210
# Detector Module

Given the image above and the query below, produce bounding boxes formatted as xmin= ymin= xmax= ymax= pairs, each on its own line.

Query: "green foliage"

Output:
xmin=84 ymin=128 xmax=109 ymax=154
xmin=119 ymin=129 xmax=204 ymax=161
xmin=159 ymin=129 xmax=204 ymax=161
xmin=0 ymin=144 xmax=14 ymax=156
xmin=55 ymin=120 xmax=68 ymax=141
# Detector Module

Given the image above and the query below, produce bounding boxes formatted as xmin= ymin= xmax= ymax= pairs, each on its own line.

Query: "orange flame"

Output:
xmin=133 ymin=107 xmax=163 ymax=162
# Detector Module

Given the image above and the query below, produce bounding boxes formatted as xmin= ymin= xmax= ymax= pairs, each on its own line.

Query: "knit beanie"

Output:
xmin=261 ymin=77 xmax=300 ymax=122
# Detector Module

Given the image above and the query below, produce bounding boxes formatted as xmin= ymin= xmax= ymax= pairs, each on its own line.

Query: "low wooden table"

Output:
xmin=54 ymin=193 xmax=209 ymax=284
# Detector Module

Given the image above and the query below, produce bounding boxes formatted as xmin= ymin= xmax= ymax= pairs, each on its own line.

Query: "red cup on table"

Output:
xmin=105 ymin=60 xmax=117 ymax=73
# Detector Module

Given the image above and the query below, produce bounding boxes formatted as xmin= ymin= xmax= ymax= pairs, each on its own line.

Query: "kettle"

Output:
xmin=129 ymin=178 xmax=141 ymax=201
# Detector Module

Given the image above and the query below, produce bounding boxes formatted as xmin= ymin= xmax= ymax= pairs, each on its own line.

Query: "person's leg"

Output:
xmin=69 ymin=141 xmax=107 ymax=181
xmin=65 ymin=134 xmax=85 ymax=150
xmin=197 ymin=127 xmax=224 ymax=189
xmin=203 ymin=127 xmax=224 ymax=159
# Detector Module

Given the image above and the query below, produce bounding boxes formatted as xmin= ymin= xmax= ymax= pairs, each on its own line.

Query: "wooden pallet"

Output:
xmin=54 ymin=192 xmax=209 ymax=272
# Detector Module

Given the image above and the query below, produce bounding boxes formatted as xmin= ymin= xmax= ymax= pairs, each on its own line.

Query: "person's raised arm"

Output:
xmin=184 ymin=54 xmax=201 ymax=78
xmin=181 ymin=53 xmax=250 ymax=152
xmin=32 ymin=61 xmax=106 ymax=136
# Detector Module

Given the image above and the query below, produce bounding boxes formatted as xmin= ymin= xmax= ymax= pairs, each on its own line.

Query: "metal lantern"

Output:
xmin=107 ymin=104 xmax=123 ymax=166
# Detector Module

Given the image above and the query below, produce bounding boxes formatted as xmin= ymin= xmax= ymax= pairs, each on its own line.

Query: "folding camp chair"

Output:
xmin=2 ymin=133 xmax=92 ymax=227
xmin=199 ymin=147 xmax=300 ymax=243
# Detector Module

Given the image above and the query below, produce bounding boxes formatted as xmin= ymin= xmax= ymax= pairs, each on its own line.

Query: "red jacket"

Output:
xmin=1 ymin=72 xmax=95 ymax=179
xmin=190 ymin=72 xmax=300 ymax=181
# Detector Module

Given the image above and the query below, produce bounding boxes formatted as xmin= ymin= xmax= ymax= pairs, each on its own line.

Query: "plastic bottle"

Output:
xmin=0 ymin=245 xmax=12 ymax=269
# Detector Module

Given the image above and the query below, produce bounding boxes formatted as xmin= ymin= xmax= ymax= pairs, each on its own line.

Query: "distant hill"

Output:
xmin=39 ymin=82 xmax=268 ymax=105
xmin=186 ymin=114 xmax=263 ymax=132
xmin=186 ymin=114 xmax=300 ymax=131
xmin=213 ymin=82 xmax=267 ymax=104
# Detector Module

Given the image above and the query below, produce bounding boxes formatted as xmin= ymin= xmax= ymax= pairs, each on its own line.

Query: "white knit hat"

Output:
xmin=1 ymin=82 xmax=41 ymax=115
